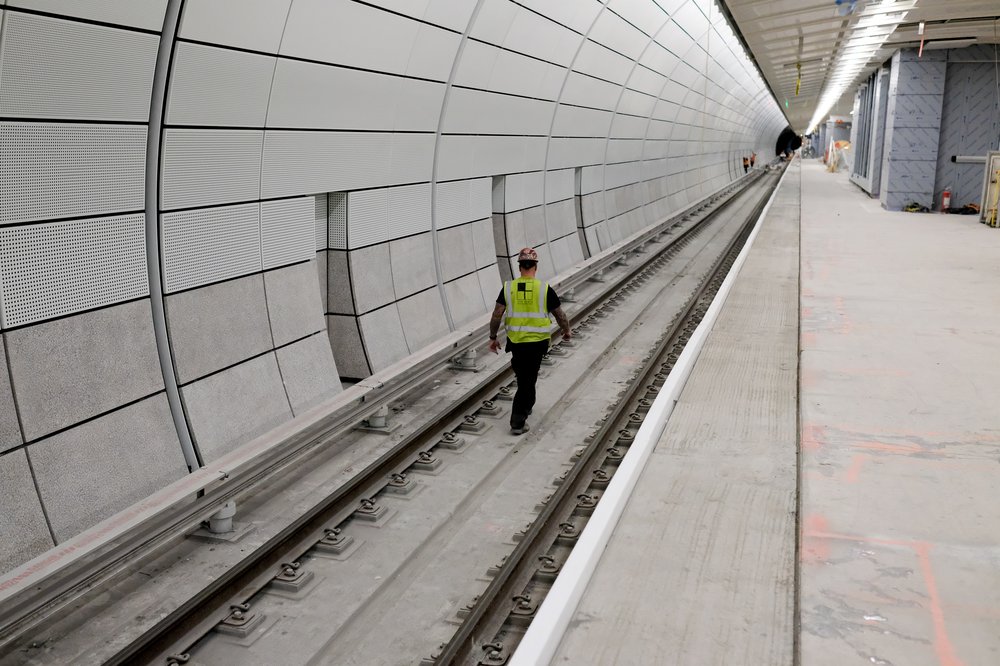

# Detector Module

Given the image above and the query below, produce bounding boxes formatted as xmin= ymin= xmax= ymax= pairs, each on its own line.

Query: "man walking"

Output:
xmin=488 ymin=248 xmax=572 ymax=435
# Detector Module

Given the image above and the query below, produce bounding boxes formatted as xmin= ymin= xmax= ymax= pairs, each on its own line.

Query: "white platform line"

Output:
xmin=510 ymin=164 xmax=793 ymax=666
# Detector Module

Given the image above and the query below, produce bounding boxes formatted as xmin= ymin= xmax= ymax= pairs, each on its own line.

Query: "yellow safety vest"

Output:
xmin=504 ymin=277 xmax=551 ymax=344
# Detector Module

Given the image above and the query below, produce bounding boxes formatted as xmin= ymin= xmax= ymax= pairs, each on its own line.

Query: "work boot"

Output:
xmin=511 ymin=423 xmax=530 ymax=436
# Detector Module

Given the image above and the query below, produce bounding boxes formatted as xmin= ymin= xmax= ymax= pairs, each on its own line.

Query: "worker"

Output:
xmin=488 ymin=247 xmax=572 ymax=435
xmin=750 ymin=152 xmax=756 ymax=168
xmin=742 ymin=156 xmax=750 ymax=173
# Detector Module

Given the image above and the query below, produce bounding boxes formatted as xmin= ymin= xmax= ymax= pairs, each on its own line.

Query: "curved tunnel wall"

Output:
xmin=0 ymin=0 xmax=786 ymax=572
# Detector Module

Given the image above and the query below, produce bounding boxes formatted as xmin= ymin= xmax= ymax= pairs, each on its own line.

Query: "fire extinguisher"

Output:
xmin=941 ymin=187 xmax=951 ymax=212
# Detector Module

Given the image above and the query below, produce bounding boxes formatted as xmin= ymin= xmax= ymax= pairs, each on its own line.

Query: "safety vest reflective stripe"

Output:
xmin=506 ymin=324 xmax=551 ymax=333
xmin=504 ymin=277 xmax=552 ymax=343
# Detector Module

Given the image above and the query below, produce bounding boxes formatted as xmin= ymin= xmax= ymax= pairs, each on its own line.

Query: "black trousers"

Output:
xmin=507 ymin=339 xmax=549 ymax=427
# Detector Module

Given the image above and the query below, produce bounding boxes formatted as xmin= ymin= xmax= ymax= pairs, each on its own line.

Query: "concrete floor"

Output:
xmin=554 ymin=162 xmax=800 ymax=664
xmin=553 ymin=158 xmax=1000 ymax=665
xmin=799 ymin=160 xmax=1000 ymax=666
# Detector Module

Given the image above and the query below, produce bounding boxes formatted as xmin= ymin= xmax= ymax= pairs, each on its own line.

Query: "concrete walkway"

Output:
xmin=553 ymin=163 xmax=800 ymax=664
xmin=799 ymin=159 xmax=1000 ymax=666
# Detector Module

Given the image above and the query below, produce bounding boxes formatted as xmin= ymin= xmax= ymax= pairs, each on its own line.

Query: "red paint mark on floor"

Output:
xmin=854 ymin=440 xmax=922 ymax=454
xmin=844 ymin=453 xmax=869 ymax=483
xmin=802 ymin=424 xmax=826 ymax=451
xmin=801 ymin=514 xmax=831 ymax=564
xmin=915 ymin=542 xmax=966 ymax=666
xmin=801 ymin=527 xmax=966 ymax=666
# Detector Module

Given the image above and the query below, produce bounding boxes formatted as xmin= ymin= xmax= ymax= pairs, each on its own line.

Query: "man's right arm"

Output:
xmin=552 ymin=306 xmax=571 ymax=339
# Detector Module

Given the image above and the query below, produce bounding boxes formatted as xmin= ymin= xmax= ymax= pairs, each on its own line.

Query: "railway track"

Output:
xmin=0 ymin=167 xmax=783 ymax=666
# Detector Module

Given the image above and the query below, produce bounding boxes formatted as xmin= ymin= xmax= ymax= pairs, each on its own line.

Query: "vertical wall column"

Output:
xmin=879 ymin=49 xmax=947 ymax=210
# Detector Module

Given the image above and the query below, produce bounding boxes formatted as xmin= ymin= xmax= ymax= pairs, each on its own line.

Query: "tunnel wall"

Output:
xmin=0 ymin=0 xmax=786 ymax=572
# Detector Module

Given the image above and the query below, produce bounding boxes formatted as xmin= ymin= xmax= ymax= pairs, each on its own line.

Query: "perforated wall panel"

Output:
xmin=166 ymin=42 xmax=275 ymax=127
xmin=0 ymin=122 xmax=145 ymax=225
xmin=328 ymin=192 xmax=347 ymax=250
xmin=0 ymin=12 xmax=157 ymax=121
xmin=179 ymin=0 xmax=293 ymax=53
xmin=8 ymin=0 xmax=169 ymax=30
xmin=314 ymin=194 xmax=328 ymax=251
xmin=261 ymin=198 xmax=315 ymax=270
xmin=387 ymin=184 xmax=432 ymax=239
xmin=161 ymin=203 xmax=261 ymax=293
xmin=347 ymin=189 xmax=389 ymax=248
xmin=161 ymin=129 xmax=263 ymax=211
xmin=261 ymin=131 xmax=433 ymax=200
xmin=435 ymin=180 xmax=469 ymax=230
xmin=0 ymin=214 xmax=148 ymax=328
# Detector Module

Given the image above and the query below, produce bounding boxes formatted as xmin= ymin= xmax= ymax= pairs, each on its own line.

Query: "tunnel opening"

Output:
xmin=775 ymin=127 xmax=802 ymax=156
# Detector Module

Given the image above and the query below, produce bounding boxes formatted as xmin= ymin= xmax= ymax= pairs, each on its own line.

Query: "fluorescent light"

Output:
xmin=806 ymin=0 xmax=913 ymax=133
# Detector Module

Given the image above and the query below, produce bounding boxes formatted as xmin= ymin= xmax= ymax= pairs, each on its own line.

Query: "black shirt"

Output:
xmin=496 ymin=284 xmax=561 ymax=312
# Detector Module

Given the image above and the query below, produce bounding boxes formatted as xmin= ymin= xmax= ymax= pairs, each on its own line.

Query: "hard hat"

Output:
xmin=517 ymin=247 xmax=539 ymax=262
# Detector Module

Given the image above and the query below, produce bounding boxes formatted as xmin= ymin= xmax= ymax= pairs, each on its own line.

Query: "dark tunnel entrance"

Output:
xmin=775 ymin=127 xmax=802 ymax=156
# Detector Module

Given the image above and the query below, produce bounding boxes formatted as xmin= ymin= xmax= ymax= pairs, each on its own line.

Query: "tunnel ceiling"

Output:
xmin=722 ymin=0 xmax=1000 ymax=132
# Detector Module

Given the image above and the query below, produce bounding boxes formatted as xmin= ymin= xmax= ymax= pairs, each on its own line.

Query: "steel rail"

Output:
xmin=431 ymin=170 xmax=783 ymax=665
xmin=104 ymin=173 xmax=771 ymax=666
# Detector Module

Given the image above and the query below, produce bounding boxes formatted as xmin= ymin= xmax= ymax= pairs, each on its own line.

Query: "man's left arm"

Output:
xmin=552 ymin=306 xmax=571 ymax=339
xmin=488 ymin=303 xmax=505 ymax=353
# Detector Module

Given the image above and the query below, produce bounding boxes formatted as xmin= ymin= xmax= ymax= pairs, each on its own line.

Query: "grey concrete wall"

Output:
xmin=879 ymin=49 xmax=947 ymax=210
xmin=935 ymin=45 xmax=1000 ymax=208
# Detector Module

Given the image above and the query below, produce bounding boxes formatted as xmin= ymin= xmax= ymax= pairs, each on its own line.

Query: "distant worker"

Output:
xmin=750 ymin=152 xmax=757 ymax=168
xmin=742 ymin=156 xmax=750 ymax=173
xmin=489 ymin=247 xmax=572 ymax=435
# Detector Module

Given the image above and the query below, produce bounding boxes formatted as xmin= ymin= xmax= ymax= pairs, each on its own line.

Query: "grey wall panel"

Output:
xmin=444 ymin=272 xmax=486 ymax=327
xmin=436 ymin=179 xmax=492 ymax=230
xmin=6 ymin=300 xmax=162 ymax=441
xmin=396 ymin=289 xmax=448 ymax=353
xmin=29 ymin=393 xmax=186 ymax=542
xmin=546 ymin=199 xmax=577 ymax=238
xmin=476 ymin=266 xmax=502 ymax=312
xmin=443 ymin=88 xmax=553 ymax=135
xmin=281 ymin=0 xmax=457 ymax=79
xmin=179 ymin=0 xmax=292 ymax=53
xmin=261 ymin=197 xmax=315 ymax=270
xmin=0 ymin=213 xmax=148 ymax=328
xmin=438 ymin=224 xmax=475 ymax=282
xmin=471 ymin=218 xmax=495 ymax=270
xmin=182 ymin=353 xmax=292 ymax=463
xmin=275 ymin=332 xmax=342 ymax=416
xmin=161 ymin=203 xmax=261 ymax=294
xmin=0 ymin=337 xmax=21 ymax=453
xmin=503 ymin=172 xmax=545 ymax=212
xmin=358 ymin=304 xmax=409 ymax=372
xmin=166 ymin=42 xmax=275 ymax=127
xmin=8 ymin=0 xmax=168 ymax=30
xmin=161 ymin=129 xmax=263 ymax=211
xmin=316 ymin=250 xmax=327 ymax=308
xmin=326 ymin=314 xmax=368 ymax=379
xmin=0 ymin=123 xmax=145 ymax=225
xmin=326 ymin=250 xmax=353 ymax=314
xmin=260 ymin=131 xmax=434 ymax=200
xmin=575 ymin=38 xmax=632 ymax=85
xmin=165 ymin=274 xmax=273 ymax=384
xmin=349 ymin=244 xmax=395 ymax=313
xmin=545 ymin=169 xmax=575 ymax=204
xmin=0 ymin=449 xmax=55 ymax=572
xmin=389 ymin=233 xmax=436 ymax=299
xmin=347 ymin=188 xmax=389 ymax=248
xmin=0 ymin=12 xmax=157 ymax=121
xmin=263 ymin=261 xmax=326 ymax=347
xmin=388 ymin=184 xmax=432 ymax=239
xmin=266 ymin=59 xmax=445 ymax=132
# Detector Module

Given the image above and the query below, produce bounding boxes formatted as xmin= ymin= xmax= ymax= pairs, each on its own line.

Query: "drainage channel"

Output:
xmin=92 ymin=177 xmax=770 ymax=666
xmin=427 ymin=174 xmax=775 ymax=666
